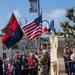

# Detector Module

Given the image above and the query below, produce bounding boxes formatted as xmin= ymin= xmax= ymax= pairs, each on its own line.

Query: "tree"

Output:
xmin=53 ymin=7 xmax=75 ymax=48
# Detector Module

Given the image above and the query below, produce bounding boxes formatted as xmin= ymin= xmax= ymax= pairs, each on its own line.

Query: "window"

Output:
xmin=3 ymin=53 xmax=6 ymax=59
xmin=15 ymin=51 xmax=19 ymax=55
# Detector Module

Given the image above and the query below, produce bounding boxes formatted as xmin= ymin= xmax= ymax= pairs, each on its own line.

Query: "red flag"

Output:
xmin=43 ymin=26 xmax=48 ymax=33
xmin=1 ymin=13 xmax=23 ymax=49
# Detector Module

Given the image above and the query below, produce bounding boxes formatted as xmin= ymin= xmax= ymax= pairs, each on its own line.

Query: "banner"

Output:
xmin=29 ymin=0 xmax=37 ymax=13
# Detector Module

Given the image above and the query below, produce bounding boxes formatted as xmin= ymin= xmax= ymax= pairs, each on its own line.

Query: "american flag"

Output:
xmin=22 ymin=15 xmax=42 ymax=42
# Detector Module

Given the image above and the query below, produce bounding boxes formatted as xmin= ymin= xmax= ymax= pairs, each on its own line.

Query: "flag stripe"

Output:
xmin=22 ymin=21 xmax=34 ymax=29
xmin=26 ymin=24 xmax=42 ymax=38
xmin=24 ymin=25 xmax=36 ymax=33
xmin=30 ymin=32 xmax=42 ymax=41
xmin=25 ymin=29 xmax=34 ymax=35
xmin=25 ymin=24 xmax=42 ymax=36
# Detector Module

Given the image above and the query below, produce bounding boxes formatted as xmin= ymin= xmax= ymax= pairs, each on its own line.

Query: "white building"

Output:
xmin=0 ymin=34 xmax=38 ymax=59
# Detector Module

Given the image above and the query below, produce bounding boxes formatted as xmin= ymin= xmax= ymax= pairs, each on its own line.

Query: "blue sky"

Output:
xmin=0 ymin=0 xmax=75 ymax=34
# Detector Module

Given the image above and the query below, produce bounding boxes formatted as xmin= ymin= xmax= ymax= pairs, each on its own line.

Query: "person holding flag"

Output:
xmin=37 ymin=43 xmax=49 ymax=75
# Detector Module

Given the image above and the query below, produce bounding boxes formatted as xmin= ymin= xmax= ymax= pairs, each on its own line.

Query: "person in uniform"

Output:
xmin=37 ymin=43 xmax=49 ymax=75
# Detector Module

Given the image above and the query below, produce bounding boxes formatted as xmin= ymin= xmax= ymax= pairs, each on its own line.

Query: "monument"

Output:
xmin=50 ymin=36 xmax=67 ymax=75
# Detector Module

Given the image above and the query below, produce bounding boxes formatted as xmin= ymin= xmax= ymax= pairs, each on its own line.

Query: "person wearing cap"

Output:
xmin=37 ymin=43 xmax=48 ymax=75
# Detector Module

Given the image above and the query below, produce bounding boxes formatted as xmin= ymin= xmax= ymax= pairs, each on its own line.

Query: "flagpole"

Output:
xmin=37 ymin=0 xmax=41 ymax=48
xmin=38 ymin=0 xmax=40 ymax=16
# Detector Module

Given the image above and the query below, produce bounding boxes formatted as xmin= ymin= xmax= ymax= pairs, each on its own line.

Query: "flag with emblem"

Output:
xmin=22 ymin=15 xmax=42 ymax=42
xmin=1 ymin=13 xmax=23 ymax=49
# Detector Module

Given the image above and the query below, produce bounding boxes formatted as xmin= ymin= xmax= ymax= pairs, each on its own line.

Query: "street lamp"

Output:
xmin=19 ymin=17 xmax=27 ymax=26
xmin=42 ymin=20 xmax=52 ymax=50
xmin=19 ymin=17 xmax=29 ymax=57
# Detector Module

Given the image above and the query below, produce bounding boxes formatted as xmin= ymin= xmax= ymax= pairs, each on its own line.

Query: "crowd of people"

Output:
xmin=63 ymin=48 xmax=75 ymax=75
xmin=1 ymin=44 xmax=75 ymax=75
xmin=1 ymin=43 xmax=75 ymax=75
xmin=0 ymin=43 xmax=50 ymax=75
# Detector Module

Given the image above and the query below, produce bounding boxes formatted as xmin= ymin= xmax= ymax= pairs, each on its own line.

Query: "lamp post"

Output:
xmin=19 ymin=17 xmax=29 ymax=57
xmin=42 ymin=20 xmax=51 ymax=50
xmin=19 ymin=17 xmax=27 ymax=26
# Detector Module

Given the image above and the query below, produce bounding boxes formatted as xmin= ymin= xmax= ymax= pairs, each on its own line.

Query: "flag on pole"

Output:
xmin=22 ymin=15 xmax=42 ymax=42
xmin=1 ymin=13 xmax=23 ymax=49
xmin=43 ymin=26 xmax=48 ymax=33
xmin=29 ymin=0 xmax=37 ymax=13
xmin=49 ymin=20 xmax=54 ymax=30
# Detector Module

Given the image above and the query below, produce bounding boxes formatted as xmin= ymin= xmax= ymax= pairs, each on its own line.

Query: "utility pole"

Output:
xmin=37 ymin=0 xmax=41 ymax=48
xmin=29 ymin=0 xmax=41 ymax=49
xmin=38 ymin=0 xmax=40 ymax=16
